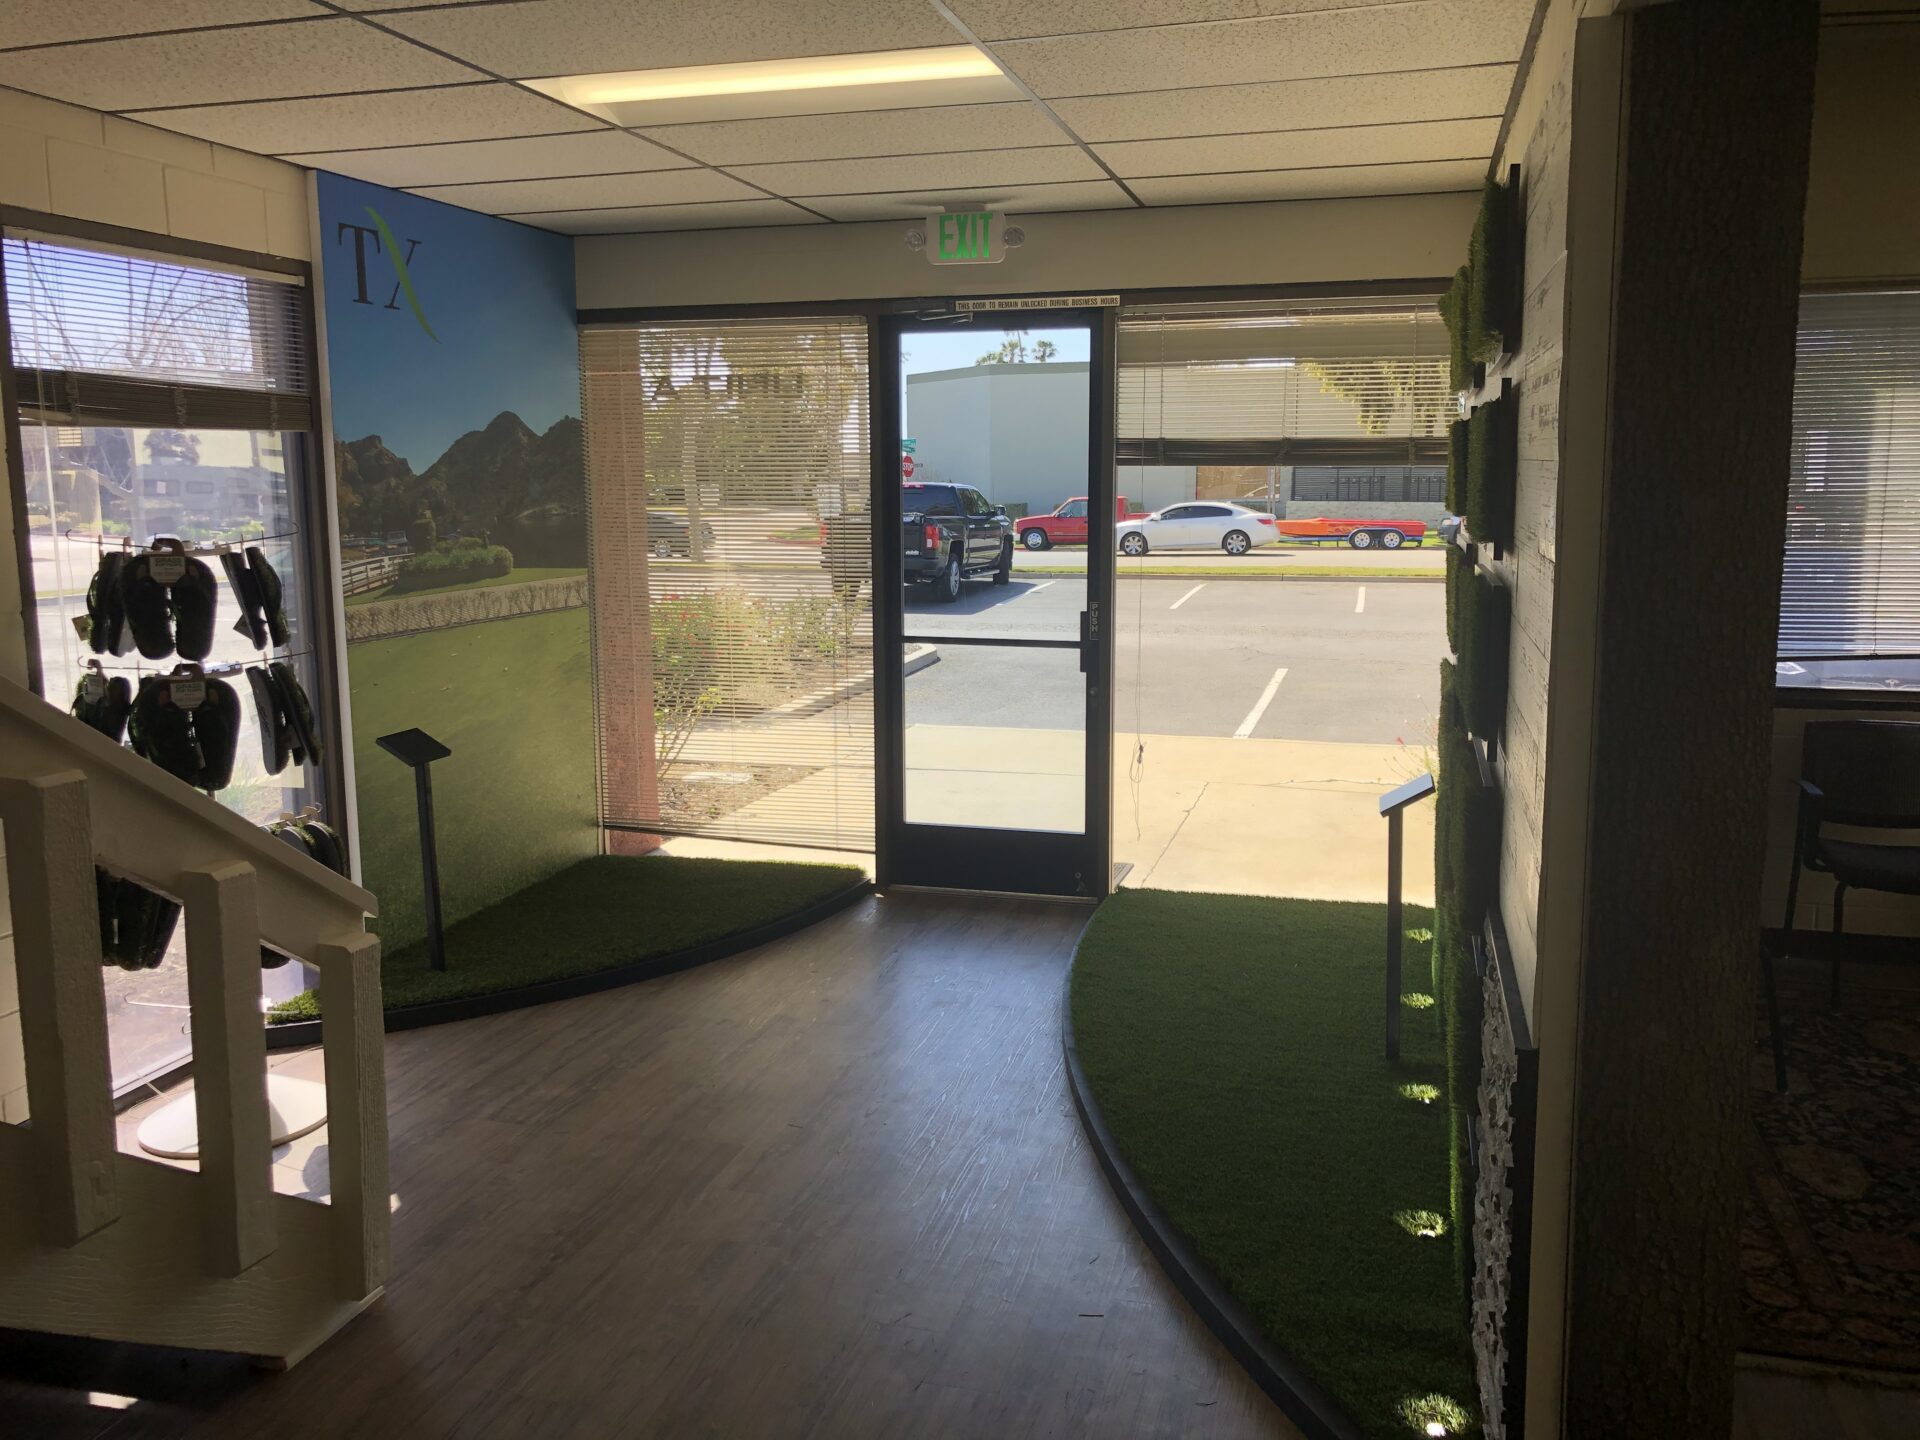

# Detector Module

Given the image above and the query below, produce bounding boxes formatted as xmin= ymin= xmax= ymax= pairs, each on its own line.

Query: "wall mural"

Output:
xmin=316 ymin=174 xmax=593 ymax=948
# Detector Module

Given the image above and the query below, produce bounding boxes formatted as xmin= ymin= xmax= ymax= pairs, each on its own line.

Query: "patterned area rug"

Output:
xmin=1743 ymin=971 xmax=1920 ymax=1375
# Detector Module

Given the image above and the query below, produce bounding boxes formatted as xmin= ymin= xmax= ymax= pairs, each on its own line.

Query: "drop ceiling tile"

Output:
xmin=129 ymin=83 xmax=600 ymax=153
xmin=740 ymin=147 xmax=1098 ymax=198
xmin=383 ymin=0 xmax=965 ymax=80
xmin=1130 ymin=159 xmax=1487 ymax=206
xmin=0 ymin=17 xmax=476 ymax=111
xmin=507 ymin=199 xmax=825 ymax=234
xmin=804 ymin=179 xmax=1132 ymax=222
xmin=997 ymin=0 xmax=1536 ymax=97
xmin=335 ymin=0 xmax=506 ymax=8
xmin=1097 ymin=116 xmax=1498 ymax=179
xmin=1054 ymin=66 xmax=1514 ymax=142
xmin=0 ymin=2 xmax=325 ymax=49
xmin=287 ymin=130 xmax=691 ymax=187
xmin=949 ymin=0 xmax=1413 ymax=43
xmin=639 ymin=102 xmax=1062 ymax=166
xmin=412 ymin=169 xmax=757 ymax=214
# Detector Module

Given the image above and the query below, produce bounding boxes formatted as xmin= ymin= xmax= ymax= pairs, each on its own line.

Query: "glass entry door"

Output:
xmin=875 ymin=308 xmax=1114 ymax=897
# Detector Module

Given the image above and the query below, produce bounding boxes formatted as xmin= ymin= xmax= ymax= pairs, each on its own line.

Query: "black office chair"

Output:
xmin=1783 ymin=718 xmax=1920 ymax=1002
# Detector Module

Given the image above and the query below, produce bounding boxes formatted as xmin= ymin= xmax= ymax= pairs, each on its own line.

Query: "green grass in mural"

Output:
xmin=1070 ymin=889 xmax=1476 ymax=1440
xmin=269 ymin=855 xmax=865 ymax=1020
xmin=345 ymin=566 xmax=587 ymax=606
xmin=347 ymin=605 xmax=595 ymax=949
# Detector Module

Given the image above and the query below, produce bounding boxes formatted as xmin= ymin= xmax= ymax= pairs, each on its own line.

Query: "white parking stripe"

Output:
xmin=1021 ymin=580 xmax=1056 ymax=595
xmin=1355 ymin=585 xmax=1367 ymax=614
xmin=1233 ymin=667 xmax=1289 ymax=740
xmin=1169 ymin=583 xmax=1205 ymax=610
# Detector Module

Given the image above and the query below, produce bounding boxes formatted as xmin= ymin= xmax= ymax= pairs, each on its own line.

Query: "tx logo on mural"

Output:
xmin=336 ymin=207 xmax=438 ymax=342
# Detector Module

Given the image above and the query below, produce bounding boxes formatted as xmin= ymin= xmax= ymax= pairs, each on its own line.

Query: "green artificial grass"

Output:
xmin=346 ymin=606 xmax=596 ymax=949
xmin=1433 ymin=661 xmax=1490 ymax=1288
xmin=1071 ymin=890 xmax=1477 ymax=1440
xmin=1453 ymin=567 xmax=1511 ymax=743
xmin=271 ymin=855 xmax=865 ymax=1021
xmin=345 ymin=566 xmax=586 ymax=606
xmin=1440 ymin=264 xmax=1474 ymax=392
xmin=1467 ymin=178 xmax=1515 ymax=365
xmin=1465 ymin=390 xmax=1516 ymax=552
xmin=1446 ymin=418 xmax=1469 ymax=516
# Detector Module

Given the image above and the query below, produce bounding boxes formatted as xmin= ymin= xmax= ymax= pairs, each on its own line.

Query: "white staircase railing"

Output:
xmin=0 ymin=675 xmax=386 ymax=1366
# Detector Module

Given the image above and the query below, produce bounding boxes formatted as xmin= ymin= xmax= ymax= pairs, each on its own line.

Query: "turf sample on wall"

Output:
xmin=1467 ymin=176 xmax=1518 ymax=364
xmin=1433 ymin=660 xmax=1493 ymax=1288
xmin=1446 ymin=417 xmax=1470 ymax=519
xmin=317 ymin=173 xmax=593 ymax=947
xmin=1467 ymin=383 xmax=1518 ymax=551
xmin=1455 ymin=567 xmax=1512 ymax=743
xmin=1440 ymin=264 xmax=1474 ymax=392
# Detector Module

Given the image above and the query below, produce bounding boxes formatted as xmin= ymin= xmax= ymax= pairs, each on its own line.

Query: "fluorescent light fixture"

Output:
xmin=530 ymin=46 xmax=1020 ymax=125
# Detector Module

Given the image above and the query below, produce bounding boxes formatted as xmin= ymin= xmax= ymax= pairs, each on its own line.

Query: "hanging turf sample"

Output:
xmin=1467 ymin=175 xmax=1518 ymax=364
xmin=1455 ymin=567 xmax=1512 ymax=744
xmin=1466 ymin=382 xmax=1518 ymax=551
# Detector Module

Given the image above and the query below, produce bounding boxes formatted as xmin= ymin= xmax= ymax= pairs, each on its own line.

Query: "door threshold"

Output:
xmin=881 ymin=883 xmax=1100 ymax=905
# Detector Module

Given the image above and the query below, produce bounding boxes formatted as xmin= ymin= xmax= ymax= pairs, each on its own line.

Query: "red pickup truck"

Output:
xmin=1017 ymin=496 xmax=1141 ymax=550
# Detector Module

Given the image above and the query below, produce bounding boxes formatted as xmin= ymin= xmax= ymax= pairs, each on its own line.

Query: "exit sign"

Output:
xmin=928 ymin=211 xmax=1004 ymax=266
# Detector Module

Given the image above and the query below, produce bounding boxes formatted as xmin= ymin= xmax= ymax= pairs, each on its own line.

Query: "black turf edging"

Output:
xmin=1059 ymin=961 xmax=1367 ymax=1440
xmin=265 ymin=877 xmax=873 ymax=1048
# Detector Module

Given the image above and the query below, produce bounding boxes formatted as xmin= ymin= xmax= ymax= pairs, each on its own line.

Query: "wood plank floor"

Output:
xmin=3 ymin=893 xmax=1290 ymax=1439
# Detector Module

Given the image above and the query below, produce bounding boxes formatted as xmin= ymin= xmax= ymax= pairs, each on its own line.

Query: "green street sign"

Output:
xmin=928 ymin=210 xmax=1004 ymax=266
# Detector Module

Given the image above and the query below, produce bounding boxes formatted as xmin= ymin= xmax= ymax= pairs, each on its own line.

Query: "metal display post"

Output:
xmin=376 ymin=727 xmax=452 ymax=972
xmin=1379 ymin=772 xmax=1437 ymax=1060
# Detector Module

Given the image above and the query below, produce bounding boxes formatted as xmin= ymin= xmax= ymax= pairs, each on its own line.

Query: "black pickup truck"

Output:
xmin=820 ymin=482 xmax=1014 ymax=603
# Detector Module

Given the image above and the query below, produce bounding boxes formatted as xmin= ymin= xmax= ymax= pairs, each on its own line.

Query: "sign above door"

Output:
xmin=926 ymin=210 xmax=1003 ymax=265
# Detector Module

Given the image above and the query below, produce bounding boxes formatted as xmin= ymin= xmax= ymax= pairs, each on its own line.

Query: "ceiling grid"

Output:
xmin=0 ymin=0 xmax=1537 ymax=235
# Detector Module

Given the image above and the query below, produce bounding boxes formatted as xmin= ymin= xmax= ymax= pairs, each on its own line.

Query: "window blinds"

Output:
xmin=5 ymin=233 xmax=313 ymax=430
xmin=582 ymin=317 xmax=874 ymax=851
xmin=1780 ymin=290 xmax=1920 ymax=659
xmin=1118 ymin=298 xmax=1453 ymax=467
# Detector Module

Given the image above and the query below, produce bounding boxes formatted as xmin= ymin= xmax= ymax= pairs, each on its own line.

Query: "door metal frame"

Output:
xmin=872 ymin=305 xmax=1115 ymax=898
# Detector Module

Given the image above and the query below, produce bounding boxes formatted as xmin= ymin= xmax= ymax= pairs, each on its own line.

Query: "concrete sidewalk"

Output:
xmin=904 ymin=724 xmax=1435 ymax=904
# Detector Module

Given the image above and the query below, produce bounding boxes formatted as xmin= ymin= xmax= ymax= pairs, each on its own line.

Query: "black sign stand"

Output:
xmin=376 ymin=727 xmax=452 ymax=972
xmin=1379 ymin=771 xmax=1437 ymax=1061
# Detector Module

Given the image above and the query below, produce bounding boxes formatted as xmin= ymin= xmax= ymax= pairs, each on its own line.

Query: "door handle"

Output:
xmin=1079 ymin=609 xmax=1090 ymax=673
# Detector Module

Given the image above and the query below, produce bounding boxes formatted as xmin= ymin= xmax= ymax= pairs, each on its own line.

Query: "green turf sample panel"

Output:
xmin=1466 ymin=383 xmax=1518 ymax=551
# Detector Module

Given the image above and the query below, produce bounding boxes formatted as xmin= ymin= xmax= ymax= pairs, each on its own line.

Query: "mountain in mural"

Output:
xmin=335 ymin=411 xmax=585 ymax=566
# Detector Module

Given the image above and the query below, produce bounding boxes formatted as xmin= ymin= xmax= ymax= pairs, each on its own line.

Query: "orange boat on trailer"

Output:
xmin=1272 ymin=516 xmax=1428 ymax=550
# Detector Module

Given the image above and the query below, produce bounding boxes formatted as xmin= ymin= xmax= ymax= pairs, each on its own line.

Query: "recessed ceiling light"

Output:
xmin=529 ymin=46 xmax=1020 ymax=126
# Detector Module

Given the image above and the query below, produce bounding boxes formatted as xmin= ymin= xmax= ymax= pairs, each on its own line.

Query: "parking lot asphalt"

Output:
xmin=904 ymin=574 xmax=1445 ymax=745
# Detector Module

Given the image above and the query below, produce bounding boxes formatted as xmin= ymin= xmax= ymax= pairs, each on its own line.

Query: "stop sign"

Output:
xmin=902 ymin=454 xmax=916 ymax=478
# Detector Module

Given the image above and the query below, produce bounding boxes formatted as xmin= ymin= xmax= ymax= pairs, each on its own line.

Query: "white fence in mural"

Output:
xmin=341 ymin=552 xmax=408 ymax=597
xmin=344 ymin=573 xmax=588 ymax=643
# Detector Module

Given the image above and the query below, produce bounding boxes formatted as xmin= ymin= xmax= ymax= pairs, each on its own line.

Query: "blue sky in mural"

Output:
xmin=316 ymin=173 xmax=578 ymax=470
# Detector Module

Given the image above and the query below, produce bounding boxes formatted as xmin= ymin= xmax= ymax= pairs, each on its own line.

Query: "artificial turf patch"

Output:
xmin=1069 ymin=889 xmax=1477 ymax=1440
xmin=269 ymin=855 xmax=865 ymax=1021
xmin=347 ymin=606 xmax=596 ymax=949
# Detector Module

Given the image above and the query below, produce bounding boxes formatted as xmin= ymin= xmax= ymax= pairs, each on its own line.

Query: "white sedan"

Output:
xmin=1117 ymin=502 xmax=1280 ymax=556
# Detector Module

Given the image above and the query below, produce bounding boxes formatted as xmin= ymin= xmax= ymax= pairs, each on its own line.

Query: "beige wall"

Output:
xmin=575 ymin=190 xmax=1479 ymax=308
xmin=1762 ymin=16 xmax=1920 ymax=938
xmin=1802 ymin=20 xmax=1920 ymax=283
xmin=0 ymin=87 xmax=315 ymax=1118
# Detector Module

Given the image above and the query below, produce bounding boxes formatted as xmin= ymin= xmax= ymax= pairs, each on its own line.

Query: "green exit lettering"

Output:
xmin=930 ymin=211 xmax=1003 ymax=265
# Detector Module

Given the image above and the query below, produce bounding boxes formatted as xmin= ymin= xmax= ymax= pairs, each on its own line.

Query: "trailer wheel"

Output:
xmin=1347 ymin=529 xmax=1374 ymax=550
xmin=1380 ymin=529 xmax=1404 ymax=550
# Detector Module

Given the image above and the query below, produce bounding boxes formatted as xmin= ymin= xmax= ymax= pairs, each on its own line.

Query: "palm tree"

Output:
xmin=1032 ymin=339 xmax=1058 ymax=362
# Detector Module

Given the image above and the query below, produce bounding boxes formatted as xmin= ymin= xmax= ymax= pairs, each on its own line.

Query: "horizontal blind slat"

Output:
xmin=1781 ymin=289 xmax=1920 ymax=659
xmin=584 ymin=318 xmax=874 ymax=852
